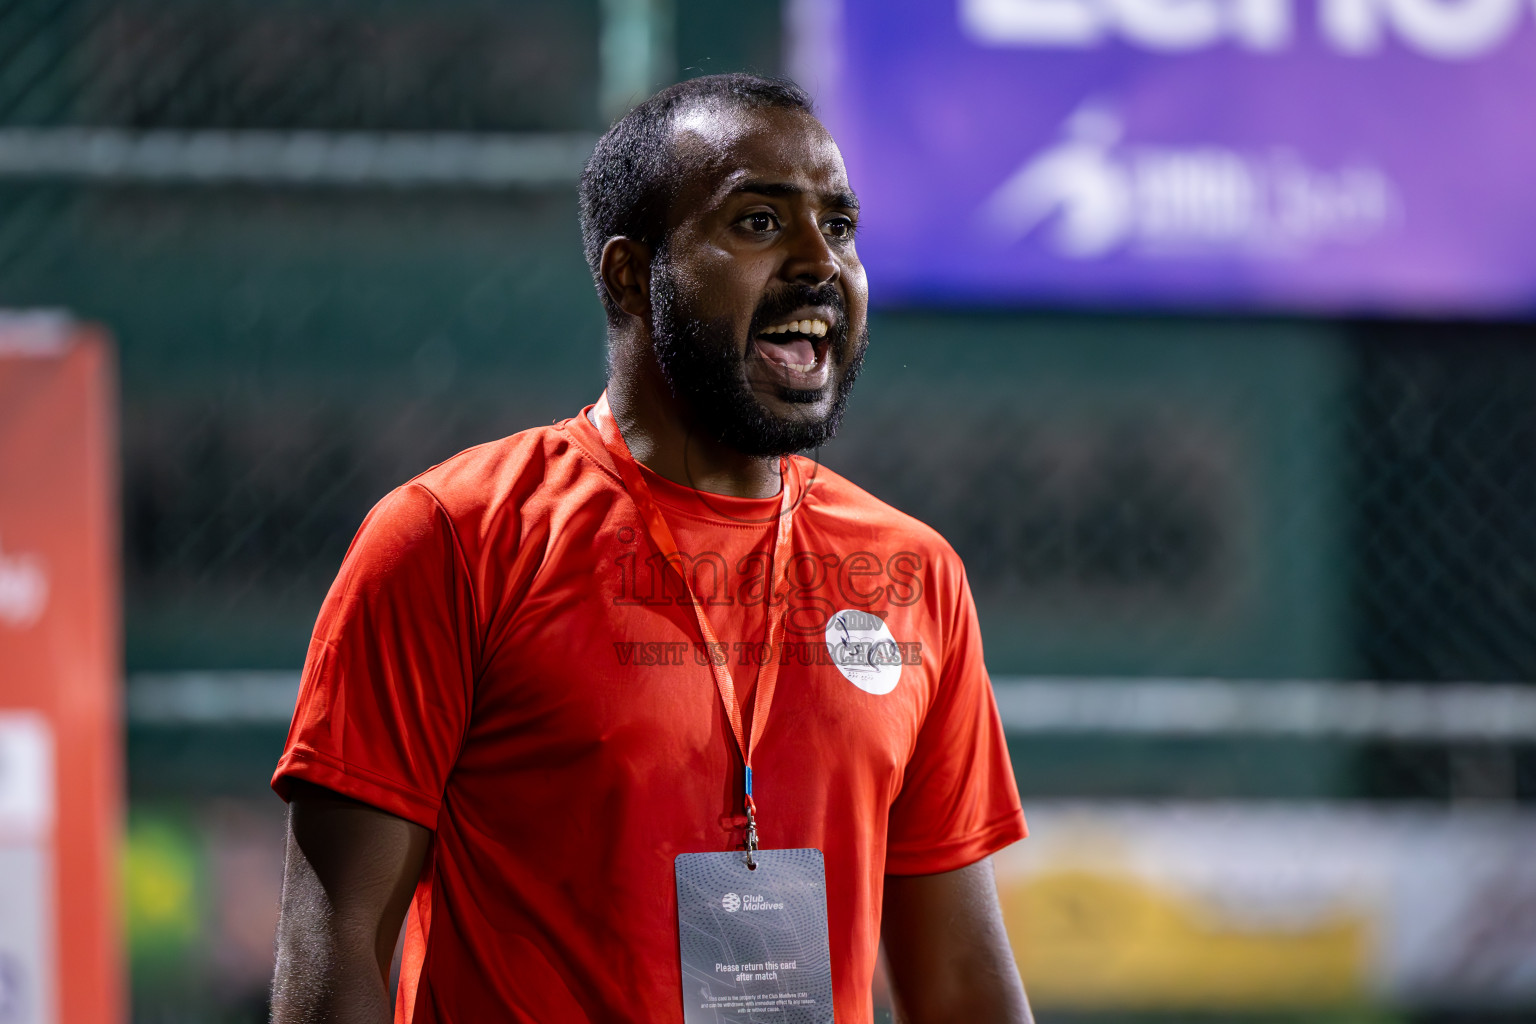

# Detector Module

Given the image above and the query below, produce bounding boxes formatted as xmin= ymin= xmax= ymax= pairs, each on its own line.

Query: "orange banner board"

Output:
xmin=0 ymin=314 xmax=121 ymax=1024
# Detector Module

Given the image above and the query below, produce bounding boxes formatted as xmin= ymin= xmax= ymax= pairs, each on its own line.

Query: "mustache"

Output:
xmin=746 ymin=285 xmax=848 ymax=342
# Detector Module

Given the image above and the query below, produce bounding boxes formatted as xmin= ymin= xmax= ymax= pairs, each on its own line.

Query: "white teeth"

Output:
xmin=764 ymin=318 xmax=831 ymax=336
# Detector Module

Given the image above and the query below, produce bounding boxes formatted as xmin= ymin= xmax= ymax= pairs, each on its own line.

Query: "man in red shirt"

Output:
xmin=270 ymin=74 xmax=1032 ymax=1023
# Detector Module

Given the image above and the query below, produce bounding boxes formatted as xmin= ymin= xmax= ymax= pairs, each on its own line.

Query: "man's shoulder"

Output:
xmin=796 ymin=459 xmax=962 ymax=566
xmin=401 ymin=418 xmax=606 ymax=524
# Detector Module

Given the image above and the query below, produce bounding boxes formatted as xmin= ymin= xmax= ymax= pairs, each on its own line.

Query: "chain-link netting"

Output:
xmin=1 ymin=0 xmax=599 ymax=130
xmin=1352 ymin=323 xmax=1536 ymax=683
xmin=2 ymin=1 xmax=1534 ymax=1022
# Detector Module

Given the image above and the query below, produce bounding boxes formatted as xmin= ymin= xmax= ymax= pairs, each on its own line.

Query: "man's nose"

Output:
xmin=782 ymin=218 xmax=839 ymax=287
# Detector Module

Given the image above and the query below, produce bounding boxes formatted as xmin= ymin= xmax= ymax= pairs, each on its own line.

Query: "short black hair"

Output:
xmin=578 ymin=73 xmax=815 ymax=321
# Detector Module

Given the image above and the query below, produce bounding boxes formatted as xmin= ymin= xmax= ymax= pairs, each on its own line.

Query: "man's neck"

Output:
xmin=598 ymin=378 xmax=782 ymax=500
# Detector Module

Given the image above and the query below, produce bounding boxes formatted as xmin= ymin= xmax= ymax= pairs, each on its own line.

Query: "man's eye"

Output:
xmin=743 ymin=212 xmax=778 ymax=232
xmin=825 ymin=218 xmax=854 ymax=239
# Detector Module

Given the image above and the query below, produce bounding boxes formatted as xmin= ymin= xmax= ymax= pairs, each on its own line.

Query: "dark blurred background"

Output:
xmin=1 ymin=0 xmax=1533 ymax=1021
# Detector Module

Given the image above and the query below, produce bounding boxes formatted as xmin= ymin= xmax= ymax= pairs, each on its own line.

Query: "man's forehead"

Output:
xmin=671 ymin=103 xmax=851 ymax=201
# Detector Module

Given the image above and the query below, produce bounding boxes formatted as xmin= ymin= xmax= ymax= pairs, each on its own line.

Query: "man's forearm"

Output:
xmin=271 ymin=829 xmax=397 ymax=1024
xmin=271 ymin=931 xmax=393 ymax=1023
xmin=882 ymin=859 xmax=1033 ymax=1024
xmin=270 ymin=784 xmax=429 ymax=1024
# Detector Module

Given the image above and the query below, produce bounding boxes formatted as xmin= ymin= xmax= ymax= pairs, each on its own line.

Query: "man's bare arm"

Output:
xmin=271 ymin=779 xmax=432 ymax=1024
xmin=881 ymin=858 xmax=1033 ymax=1024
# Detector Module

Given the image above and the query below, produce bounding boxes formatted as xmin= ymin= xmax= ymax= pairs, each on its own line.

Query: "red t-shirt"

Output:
xmin=272 ymin=398 xmax=1026 ymax=1024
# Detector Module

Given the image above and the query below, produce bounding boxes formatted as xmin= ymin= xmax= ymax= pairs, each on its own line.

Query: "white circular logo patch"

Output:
xmin=824 ymin=609 xmax=903 ymax=695
xmin=721 ymin=892 xmax=740 ymax=913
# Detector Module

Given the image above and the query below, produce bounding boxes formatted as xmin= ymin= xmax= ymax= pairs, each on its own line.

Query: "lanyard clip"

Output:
xmin=744 ymin=802 xmax=759 ymax=870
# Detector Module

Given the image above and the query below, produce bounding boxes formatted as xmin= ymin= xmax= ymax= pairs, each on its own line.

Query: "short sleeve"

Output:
xmin=271 ymin=482 xmax=478 ymax=830
xmin=884 ymin=563 xmax=1026 ymax=875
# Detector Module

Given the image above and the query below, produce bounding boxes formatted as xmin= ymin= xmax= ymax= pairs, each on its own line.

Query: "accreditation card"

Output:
xmin=675 ymin=848 xmax=835 ymax=1023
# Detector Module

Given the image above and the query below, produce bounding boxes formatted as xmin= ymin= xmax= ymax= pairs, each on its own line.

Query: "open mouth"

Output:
xmin=752 ymin=317 xmax=831 ymax=376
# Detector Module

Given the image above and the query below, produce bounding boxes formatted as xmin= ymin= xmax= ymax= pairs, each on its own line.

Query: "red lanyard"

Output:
xmin=592 ymin=393 xmax=796 ymax=861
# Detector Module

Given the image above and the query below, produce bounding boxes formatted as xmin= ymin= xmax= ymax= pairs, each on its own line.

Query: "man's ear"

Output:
xmin=600 ymin=237 xmax=652 ymax=320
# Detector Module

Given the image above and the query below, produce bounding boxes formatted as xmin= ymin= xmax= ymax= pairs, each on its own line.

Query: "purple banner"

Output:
xmin=793 ymin=0 xmax=1536 ymax=315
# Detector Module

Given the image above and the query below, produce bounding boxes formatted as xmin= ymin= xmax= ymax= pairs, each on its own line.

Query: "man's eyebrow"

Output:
xmin=727 ymin=179 xmax=860 ymax=211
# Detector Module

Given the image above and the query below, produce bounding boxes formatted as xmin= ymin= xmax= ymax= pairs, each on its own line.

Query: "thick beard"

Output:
xmin=648 ymin=262 xmax=866 ymax=458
